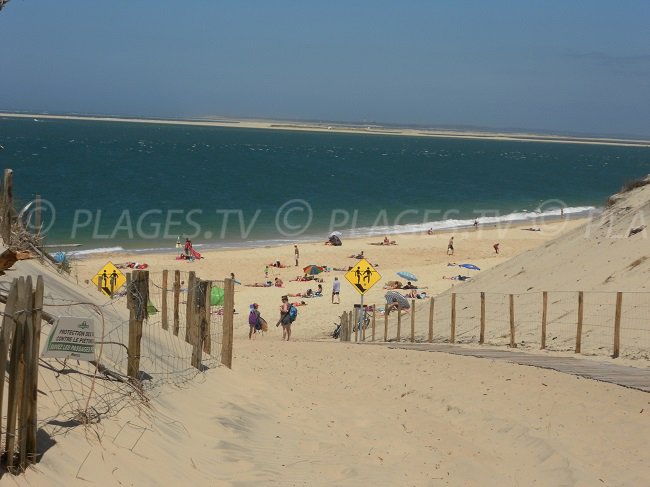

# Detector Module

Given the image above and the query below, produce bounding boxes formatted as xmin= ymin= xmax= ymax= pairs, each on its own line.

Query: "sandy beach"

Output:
xmin=74 ymin=218 xmax=588 ymax=343
xmin=3 ymin=185 xmax=650 ymax=486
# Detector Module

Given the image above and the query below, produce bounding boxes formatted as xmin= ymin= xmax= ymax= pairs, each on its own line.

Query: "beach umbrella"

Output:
xmin=303 ymin=264 xmax=325 ymax=275
xmin=459 ymin=263 xmax=480 ymax=271
xmin=329 ymin=231 xmax=343 ymax=237
xmin=396 ymin=271 xmax=418 ymax=282
xmin=384 ymin=291 xmax=411 ymax=309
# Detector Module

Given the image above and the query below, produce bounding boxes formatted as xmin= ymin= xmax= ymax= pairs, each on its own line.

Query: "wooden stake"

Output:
xmin=161 ymin=270 xmax=168 ymax=330
xmin=34 ymin=194 xmax=42 ymax=238
xmin=478 ymin=292 xmax=485 ymax=345
xmin=2 ymin=168 xmax=13 ymax=246
xmin=450 ymin=293 xmax=456 ymax=343
xmin=0 ymin=278 xmax=18 ymax=442
xmin=396 ymin=309 xmax=402 ymax=342
xmin=509 ymin=294 xmax=516 ymax=348
xmin=173 ymin=270 xmax=180 ymax=336
xmin=541 ymin=291 xmax=548 ymax=350
xmin=576 ymin=291 xmax=584 ymax=354
xmin=19 ymin=277 xmax=34 ymax=470
xmin=185 ymin=272 xmax=196 ymax=343
xmin=6 ymin=277 xmax=25 ymax=470
xmin=428 ymin=297 xmax=434 ymax=343
xmin=26 ymin=276 xmax=43 ymax=463
xmin=203 ymin=280 xmax=212 ymax=354
xmin=371 ymin=306 xmax=376 ymax=342
xmin=221 ymin=278 xmax=235 ymax=368
xmin=383 ymin=310 xmax=388 ymax=342
xmin=127 ymin=270 xmax=148 ymax=380
xmin=613 ymin=292 xmax=622 ymax=358
xmin=410 ymin=299 xmax=415 ymax=343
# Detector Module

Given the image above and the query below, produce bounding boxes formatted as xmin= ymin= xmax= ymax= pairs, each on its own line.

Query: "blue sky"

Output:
xmin=1 ymin=0 xmax=649 ymax=136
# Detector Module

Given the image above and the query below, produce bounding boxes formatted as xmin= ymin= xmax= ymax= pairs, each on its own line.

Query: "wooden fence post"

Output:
xmin=576 ymin=291 xmax=584 ymax=354
xmin=613 ymin=292 xmax=622 ymax=358
xmin=161 ymin=270 xmax=169 ymax=330
xmin=18 ymin=277 xmax=34 ymax=470
xmin=428 ymin=297 xmax=434 ymax=343
xmin=185 ymin=272 xmax=196 ymax=343
xmin=221 ymin=278 xmax=235 ymax=368
xmin=383 ymin=310 xmax=388 ymax=342
xmin=450 ymin=293 xmax=456 ymax=343
xmin=396 ymin=309 xmax=402 ymax=342
xmin=173 ymin=270 xmax=180 ymax=336
xmin=541 ymin=291 xmax=548 ymax=350
xmin=478 ymin=292 xmax=485 ymax=345
xmin=509 ymin=293 xmax=516 ymax=348
xmin=410 ymin=299 xmax=415 ymax=343
xmin=127 ymin=270 xmax=148 ymax=380
xmin=371 ymin=306 xmax=376 ymax=342
xmin=203 ymin=280 xmax=212 ymax=354
xmin=191 ymin=279 xmax=207 ymax=369
xmin=5 ymin=277 xmax=25 ymax=471
xmin=354 ymin=306 xmax=359 ymax=342
xmin=34 ymin=194 xmax=42 ymax=238
xmin=0 ymin=278 xmax=18 ymax=450
xmin=26 ymin=275 xmax=44 ymax=464
xmin=2 ymin=168 xmax=14 ymax=246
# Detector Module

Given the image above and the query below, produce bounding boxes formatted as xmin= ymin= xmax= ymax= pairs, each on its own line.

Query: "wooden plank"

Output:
xmin=191 ymin=279 xmax=206 ymax=369
xmin=2 ymin=168 xmax=13 ymax=246
xmin=428 ymin=298 xmax=434 ymax=343
xmin=203 ymin=280 xmax=212 ymax=354
xmin=221 ymin=278 xmax=235 ymax=368
xmin=410 ymin=299 xmax=415 ymax=343
xmin=541 ymin=291 xmax=548 ymax=350
xmin=19 ymin=277 xmax=34 ymax=470
xmin=371 ymin=305 xmax=376 ymax=342
xmin=450 ymin=293 xmax=456 ymax=343
xmin=396 ymin=309 xmax=402 ymax=342
xmin=509 ymin=294 xmax=516 ymax=348
xmin=127 ymin=270 xmax=148 ymax=380
xmin=576 ymin=291 xmax=584 ymax=354
xmin=478 ymin=292 xmax=485 ymax=345
xmin=613 ymin=292 xmax=622 ymax=358
xmin=26 ymin=275 xmax=44 ymax=464
xmin=384 ymin=309 xmax=388 ymax=342
xmin=173 ymin=270 xmax=180 ymax=336
xmin=0 ymin=278 xmax=18 ymax=443
xmin=6 ymin=277 xmax=25 ymax=471
xmin=161 ymin=270 xmax=168 ymax=330
xmin=185 ymin=272 xmax=196 ymax=343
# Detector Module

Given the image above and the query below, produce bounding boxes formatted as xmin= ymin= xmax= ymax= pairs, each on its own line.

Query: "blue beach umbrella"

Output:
xmin=397 ymin=271 xmax=418 ymax=282
xmin=459 ymin=264 xmax=480 ymax=271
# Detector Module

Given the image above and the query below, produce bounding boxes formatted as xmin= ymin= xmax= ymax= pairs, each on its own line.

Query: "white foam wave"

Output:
xmin=68 ymin=246 xmax=126 ymax=257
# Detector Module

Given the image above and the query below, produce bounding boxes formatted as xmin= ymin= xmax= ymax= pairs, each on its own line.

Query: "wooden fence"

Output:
xmin=340 ymin=291 xmax=649 ymax=360
xmin=124 ymin=271 xmax=235 ymax=382
xmin=0 ymin=276 xmax=44 ymax=473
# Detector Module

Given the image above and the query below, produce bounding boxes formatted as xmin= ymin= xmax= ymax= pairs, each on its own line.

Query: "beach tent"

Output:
xmin=211 ymin=286 xmax=224 ymax=306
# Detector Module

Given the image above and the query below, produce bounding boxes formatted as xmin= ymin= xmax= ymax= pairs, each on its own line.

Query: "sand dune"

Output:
xmin=3 ymin=183 xmax=650 ymax=484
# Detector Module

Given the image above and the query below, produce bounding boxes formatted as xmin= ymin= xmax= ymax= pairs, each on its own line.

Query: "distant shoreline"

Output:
xmin=2 ymin=111 xmax=649 ymax=148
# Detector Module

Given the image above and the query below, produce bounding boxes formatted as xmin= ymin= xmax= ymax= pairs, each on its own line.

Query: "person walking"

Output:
xmin=493 ymin=243 xmax=500 ymax=254
xmin=248 ymin=303 xmax=261 ymax=340
xmin=447 ymin=236 xmax=454 ymax=256
xmin=332 ymin=277 xmax=340 ymax=304
xmin=294 ymin=245 xmax=300 ymax=267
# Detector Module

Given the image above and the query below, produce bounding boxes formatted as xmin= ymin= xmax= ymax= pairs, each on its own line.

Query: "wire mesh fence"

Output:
xmin=349 ymin=290 xmax=650 ymax=360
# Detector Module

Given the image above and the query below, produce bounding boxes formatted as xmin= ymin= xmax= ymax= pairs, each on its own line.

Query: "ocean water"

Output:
xmin=1 ymin=116 xmax=650 ymax=255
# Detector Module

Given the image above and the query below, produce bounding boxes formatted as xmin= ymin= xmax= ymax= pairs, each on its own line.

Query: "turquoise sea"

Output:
xmin=1 ymin=116 xmax=650 ymax=255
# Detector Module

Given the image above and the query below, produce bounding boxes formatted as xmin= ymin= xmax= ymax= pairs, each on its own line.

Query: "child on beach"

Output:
xmin=447 ymin=236 xmax=454 ymax=255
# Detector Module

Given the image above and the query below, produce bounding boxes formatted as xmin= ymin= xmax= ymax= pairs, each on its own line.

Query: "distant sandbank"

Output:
xmin=2 ymin=111 xmax=649 ymax=147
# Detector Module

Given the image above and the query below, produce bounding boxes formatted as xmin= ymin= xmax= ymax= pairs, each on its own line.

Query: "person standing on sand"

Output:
xmin=493 ymin=243 xmax=500 ymax=254
xmin=447 ymin=236 xmax=454 ymax=255
xmin=474 ymin=219 xmax=478 ymax=229
xmin=249 ymin=303 xmax=261 ymax=340
xmin=265 ymin=265 xmax=269 ymax=278
xmin=277 ymin=296 xmax=292 ymax=341
xmin=332 ymin=277 xmax=340 ymax=304
xmin=294 ymin=245 xmax=300 ymax=267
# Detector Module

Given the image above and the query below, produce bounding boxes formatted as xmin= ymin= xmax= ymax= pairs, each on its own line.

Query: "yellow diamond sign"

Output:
xmin=345 ymin=258 xmax=381 ymax=295
xmin=92 ymin=262 xmax=126 ymax=297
